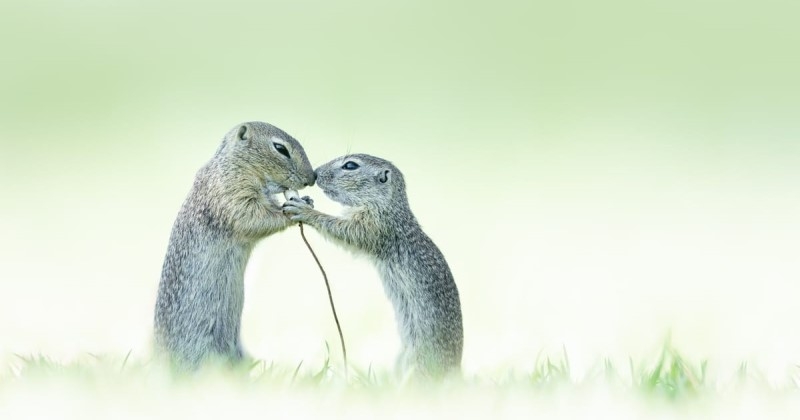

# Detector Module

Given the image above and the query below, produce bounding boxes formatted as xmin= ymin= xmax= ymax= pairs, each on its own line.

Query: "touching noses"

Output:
xmin=305 ymin=171 xmax=318 ymax=187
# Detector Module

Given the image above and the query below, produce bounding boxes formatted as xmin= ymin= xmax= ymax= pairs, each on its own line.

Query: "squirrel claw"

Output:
xmin=285 ymin=196 xmax=313 ymax=209
xmin=299 ymin=195 xmax=314 ymax=207
xmin=282 ymin=200 xmax=310 ymax=215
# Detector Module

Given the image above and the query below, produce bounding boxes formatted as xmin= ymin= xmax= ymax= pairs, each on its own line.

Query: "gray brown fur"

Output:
xmin=154 ymin=121 xmax=315 ymax=370
xmin=282 ymin=154 xmax=463 ymax=379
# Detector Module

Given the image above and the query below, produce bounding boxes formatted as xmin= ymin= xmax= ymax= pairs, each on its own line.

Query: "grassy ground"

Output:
xmin=2 ymin=344 xmax=799 ymax=419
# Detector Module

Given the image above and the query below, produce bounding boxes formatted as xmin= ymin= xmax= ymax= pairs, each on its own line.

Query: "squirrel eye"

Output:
xmin=342 ymin=161 xmax=360 ymax=170
xmin=273 ymin=143 xmax=290 ymax=158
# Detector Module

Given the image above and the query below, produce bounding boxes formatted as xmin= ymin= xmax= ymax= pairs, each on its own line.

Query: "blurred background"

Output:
xmin=1 ymin=0 xmax=798 ymax=382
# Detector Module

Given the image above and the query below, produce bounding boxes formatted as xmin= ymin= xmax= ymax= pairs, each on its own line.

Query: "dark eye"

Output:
xmin=342 ymin=161 xmax=360 ymax=170
xmin=273 ymin=143 xmax=290 ymax=158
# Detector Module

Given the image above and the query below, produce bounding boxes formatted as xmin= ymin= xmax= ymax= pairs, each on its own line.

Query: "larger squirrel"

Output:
xmin=283 ymin=154 xmax=463 ymax=379
xmin=154 ymin=121 xmax=315 ymax=370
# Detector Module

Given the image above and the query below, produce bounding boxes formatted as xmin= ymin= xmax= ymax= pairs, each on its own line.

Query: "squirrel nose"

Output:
xmin=305 ymin=172 xmax=317 ymax=187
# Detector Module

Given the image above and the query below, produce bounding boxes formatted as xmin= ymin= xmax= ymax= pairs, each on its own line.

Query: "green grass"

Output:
xmin=0 ymin=348 xmax=785 ymax=392
xmin=0 ymin=343 xmax=794 ymax=394
xmin=2 ymin=343 xmax=799 ymax=419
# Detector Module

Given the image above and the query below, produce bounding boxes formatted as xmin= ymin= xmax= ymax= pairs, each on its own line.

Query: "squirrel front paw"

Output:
xmin=282 ymin=197 xmax=314 ymax=222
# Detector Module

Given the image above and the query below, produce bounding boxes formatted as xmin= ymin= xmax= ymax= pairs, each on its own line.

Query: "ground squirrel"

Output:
xmin=154 ymin=121 xmax=316 ymax=370
xmin=282 ymin=154 xmax=463 ymax=378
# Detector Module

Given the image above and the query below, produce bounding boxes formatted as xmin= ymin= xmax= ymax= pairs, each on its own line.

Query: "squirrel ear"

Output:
xmin=377 ymin=169 xmax=390 ymax=184
xmin=237 ymin=124 xmax=250 ymax=141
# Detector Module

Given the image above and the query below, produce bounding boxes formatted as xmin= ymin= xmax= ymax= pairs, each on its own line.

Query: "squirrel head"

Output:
xmin=314 ymin=154 xmax=407 ymax=209
xmin=221 ymin=121 xmax=316 ymax=193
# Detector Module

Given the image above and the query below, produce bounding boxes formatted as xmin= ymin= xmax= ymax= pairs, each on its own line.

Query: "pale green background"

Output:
xmin=1 ymin=0 xmax=798 ymax=380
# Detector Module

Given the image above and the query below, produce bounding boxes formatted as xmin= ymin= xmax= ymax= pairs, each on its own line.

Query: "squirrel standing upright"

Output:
xmin=283 ymin=154 xmax=463 ymax=379
xmin=154 ymin=121 xmax=315 ymax=370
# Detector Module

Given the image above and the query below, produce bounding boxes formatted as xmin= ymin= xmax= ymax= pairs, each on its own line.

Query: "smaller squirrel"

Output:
xmin=154 ymin=121 xmax=315 ymax=370
xmin=283 ymin=154 xmax=463 ymax=379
